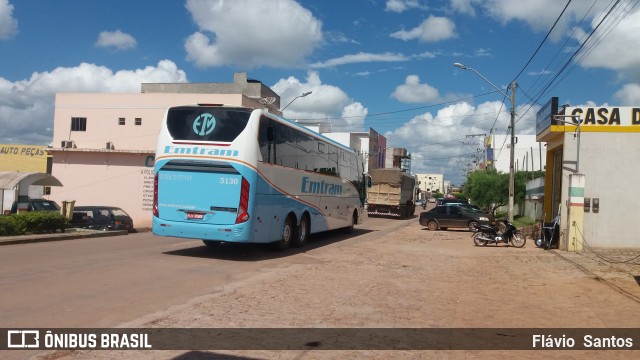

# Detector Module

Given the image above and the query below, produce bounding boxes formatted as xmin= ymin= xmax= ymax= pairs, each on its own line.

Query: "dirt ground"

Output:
xmin=39 ymin=218 xmax=640 ymax=360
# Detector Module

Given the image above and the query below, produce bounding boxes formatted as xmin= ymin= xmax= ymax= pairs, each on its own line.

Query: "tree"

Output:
xmin=462 ymin=168 xmax=508 ymax=215
xmin=463 ymin=169 xmax=544 ymax=216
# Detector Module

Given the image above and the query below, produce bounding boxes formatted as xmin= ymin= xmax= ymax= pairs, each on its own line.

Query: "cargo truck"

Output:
xmin=366 ymin=168 xmax=416 ymax=218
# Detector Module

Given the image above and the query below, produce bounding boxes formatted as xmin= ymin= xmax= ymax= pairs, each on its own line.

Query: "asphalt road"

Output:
xmin=0 ymin=212 xmax=414 ymax=329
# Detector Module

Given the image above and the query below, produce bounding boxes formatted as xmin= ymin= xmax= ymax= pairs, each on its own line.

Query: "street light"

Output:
xmin=554 ymin=115 xmax=582 ymax=173
xmin=454 ymin=62 xmax=517 ymax=221
xmin=281 ymin=91 xmax=313 ymax=112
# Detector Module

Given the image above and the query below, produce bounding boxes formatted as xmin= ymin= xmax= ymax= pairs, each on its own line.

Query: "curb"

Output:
xmin=0 ymin=229 xmax=128 ymax=246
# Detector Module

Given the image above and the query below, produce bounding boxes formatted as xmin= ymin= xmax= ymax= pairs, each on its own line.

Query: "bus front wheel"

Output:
xmin=273 ymin=215 xmax=295 ymax=251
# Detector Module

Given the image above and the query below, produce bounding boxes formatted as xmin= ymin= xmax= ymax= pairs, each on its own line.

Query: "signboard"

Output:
xmin=0 ymin=144 xmax=50 ymax=172
xmin=536 ymin=97 xmax=558 ymax=136
xmin=565 ymin=107 xmax=640 ymax=129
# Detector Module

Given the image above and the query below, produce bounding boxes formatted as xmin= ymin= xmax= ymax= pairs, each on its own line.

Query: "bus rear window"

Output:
xmin=166 ymin=107 xmax=252 ymax=142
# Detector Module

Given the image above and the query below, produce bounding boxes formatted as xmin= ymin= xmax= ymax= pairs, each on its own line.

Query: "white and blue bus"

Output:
xmin=152 ymin=104 xmax=366 ymax=250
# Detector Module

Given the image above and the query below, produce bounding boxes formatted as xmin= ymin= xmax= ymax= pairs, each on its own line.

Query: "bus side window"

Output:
xmin=258 ymin=117 xmax=273 ymax=163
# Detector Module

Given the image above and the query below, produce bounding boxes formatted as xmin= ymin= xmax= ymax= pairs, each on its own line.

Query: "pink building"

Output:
xmin=49 ymin=74 xmax=277 ymax=228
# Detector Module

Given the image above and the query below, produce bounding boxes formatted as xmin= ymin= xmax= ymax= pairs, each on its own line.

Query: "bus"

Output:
xmin=152 ymin=104 xmax=366 ymax=250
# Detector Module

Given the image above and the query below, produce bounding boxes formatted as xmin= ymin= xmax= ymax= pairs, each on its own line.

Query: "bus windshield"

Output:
xmin=166 ymin=106 xmax=252 ymax=142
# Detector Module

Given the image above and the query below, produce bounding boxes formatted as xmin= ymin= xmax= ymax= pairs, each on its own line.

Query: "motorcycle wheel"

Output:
xmin=473 ymin=232 xmax=488 ymax=246
xmin=511 ymin=231 xmax=526 ymax=248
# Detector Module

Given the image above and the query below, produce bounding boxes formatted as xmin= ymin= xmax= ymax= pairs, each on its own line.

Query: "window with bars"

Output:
xmin=135 ymin=118 xmax=142 ymax=126
xmin=71 ymin=117 xmax=87 ymax=131
xmin=118 ymin=117 xmax=126 ymax=125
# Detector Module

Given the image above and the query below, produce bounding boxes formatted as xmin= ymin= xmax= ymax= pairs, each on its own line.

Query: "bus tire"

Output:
xmin=202 ymin=240 xmax=221 ymax=248
xmin=273 ymin=215 xmax=295 ymax=251
xmin=291 ymin=213 xmax=310 ymax=248
xmin=343 ymin=210 xmax=357 ymax=234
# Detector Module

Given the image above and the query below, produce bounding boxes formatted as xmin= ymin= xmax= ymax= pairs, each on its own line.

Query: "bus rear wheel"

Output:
xmin=343 ymin=210 xmax=357 ymax=234
xmin=273 ymin=215 xmax=295 ymax=251
xmin=291 ymin=213 xmax=310 ymax=248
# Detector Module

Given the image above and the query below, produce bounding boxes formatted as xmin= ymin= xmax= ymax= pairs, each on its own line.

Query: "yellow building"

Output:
xmin=0 ymin=144 xmax=50 ymax=172
xmin=0 ymin=144 xmax=53 ymax=213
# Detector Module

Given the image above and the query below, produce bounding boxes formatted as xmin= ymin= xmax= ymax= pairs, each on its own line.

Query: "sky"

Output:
xmin=1 ymin=0 xmax=640 ymax=185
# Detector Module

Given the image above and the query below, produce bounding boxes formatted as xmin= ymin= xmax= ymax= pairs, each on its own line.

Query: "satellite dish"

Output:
xmin=260 ymin=97 xmax=276 ymax=106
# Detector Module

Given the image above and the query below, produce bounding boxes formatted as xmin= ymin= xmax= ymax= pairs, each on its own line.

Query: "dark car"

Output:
xmin=71 ymin=206 xmax=134 ymax=232
xmin=419 ymin=205 xmax=491 ymax=231
xmin=444 ymin=203 xmax=495 ymax=223
xmin=436 ymin=198 xmax=469 ymax=206
xmin=10 ymin=199 xmax=61 ymax=213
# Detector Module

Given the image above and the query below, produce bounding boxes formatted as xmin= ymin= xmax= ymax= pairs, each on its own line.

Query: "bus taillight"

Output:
xmin=153 ymin=173 xmax=159 ymax=217
xmin=236 ymin=177 xmax=250 ymax=224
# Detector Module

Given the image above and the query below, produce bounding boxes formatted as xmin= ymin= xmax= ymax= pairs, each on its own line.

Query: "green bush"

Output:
xmin=0 ymin=215 xmax=21 ymax=236
xmin=0 ymin=212 xmax=69 ymax=236
xmin=512 ymin=216 xmax=536 ymax=228
xmin=495 ymin=210 xmax=508 ymax=219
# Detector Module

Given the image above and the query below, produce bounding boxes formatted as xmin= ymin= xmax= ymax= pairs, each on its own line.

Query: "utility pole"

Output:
xmin=453 ymin=62 xmax=517 ymax=221
xmin=508 ymin=81 xmax=517 ymax=222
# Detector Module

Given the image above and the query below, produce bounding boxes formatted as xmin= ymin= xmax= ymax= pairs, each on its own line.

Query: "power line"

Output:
xmin=293 ymin=90 xmax=501 ymax=121
xmin=511 ymin=0 xmax=574 ymax=84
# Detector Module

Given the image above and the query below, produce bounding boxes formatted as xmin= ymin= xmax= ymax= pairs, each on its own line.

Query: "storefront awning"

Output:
xmin=0 ymin=171 xmax=63 ymax=190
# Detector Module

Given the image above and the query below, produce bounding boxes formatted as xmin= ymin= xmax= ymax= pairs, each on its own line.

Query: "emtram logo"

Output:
xmin=193 ymin=113 xmax=216 ymax=136
xmin=7 ymin=330 xmax=39 ymax=348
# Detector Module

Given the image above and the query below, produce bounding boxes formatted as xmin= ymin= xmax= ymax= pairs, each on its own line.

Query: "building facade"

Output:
xmin=415 ymin=173 xmax=444 ymax=199
xmin=48 ymin=74 xmax=272 ymax=228
xmin=537 ymin=100 xmax=640 ymax=249
xmin=490 ymin=134 xmax=546 ymax=174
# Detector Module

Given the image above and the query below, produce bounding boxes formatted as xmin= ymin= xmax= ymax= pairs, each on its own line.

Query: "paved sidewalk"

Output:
xmin=31 ymin=220 xmax=640 ymax=359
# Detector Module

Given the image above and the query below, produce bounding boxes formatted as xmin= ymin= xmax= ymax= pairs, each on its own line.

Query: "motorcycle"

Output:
xmin=472 ymin=219 xmax=526 ymax=248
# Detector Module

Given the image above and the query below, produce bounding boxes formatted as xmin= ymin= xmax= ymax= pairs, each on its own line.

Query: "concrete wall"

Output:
xmin=563 ymin=132 xmax=639 ymax=248
xmin=51 ymin=151 xmax=154 ymax=225
xmin=492 ymin=134 xmax=546 ymax=174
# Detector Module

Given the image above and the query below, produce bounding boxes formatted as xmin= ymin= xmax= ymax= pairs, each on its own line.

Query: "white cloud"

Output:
xmin=0 ymin=0 xmax=18 ymax=40
xmin=184 ymin=0 xmax=323 ymax=68
xmin=0 ymin=60 xmax=187 ymax=144
xmin=95 ymin=30 xmax=137 ymax=50
xmin=385 ymin=0 xmax=426 ymax=13
xmin=310 ymin=52 xmax=409 ymax=68
xmin=476 ymin=0 xmax=611 ymax=38
xmin=384 ymin=100 xmax=538 ymax=185
xmin=450 ymin=0 xmax=476 ymax=16
xmin=392 ymin=75 xmax=441 ymax=103
xmin=271 ymin=71 xmax=367 ymax=131
xmin=390 ymin=16 xmax=457 ymax=42
xmin=614 ymin=83 xmax=640 ymax=106
xmin=574 ymin=8 xmax=640 ymax=74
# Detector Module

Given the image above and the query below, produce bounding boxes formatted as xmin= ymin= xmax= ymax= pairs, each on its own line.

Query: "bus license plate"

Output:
xmin=187 ymin=212 xmax=204 ymax=220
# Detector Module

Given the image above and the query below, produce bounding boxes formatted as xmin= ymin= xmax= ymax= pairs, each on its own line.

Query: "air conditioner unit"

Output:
xmin=106 ymin=141 xmax=114 ymax=150
xmin=61 ymin=140 xmax=76 ymax=148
